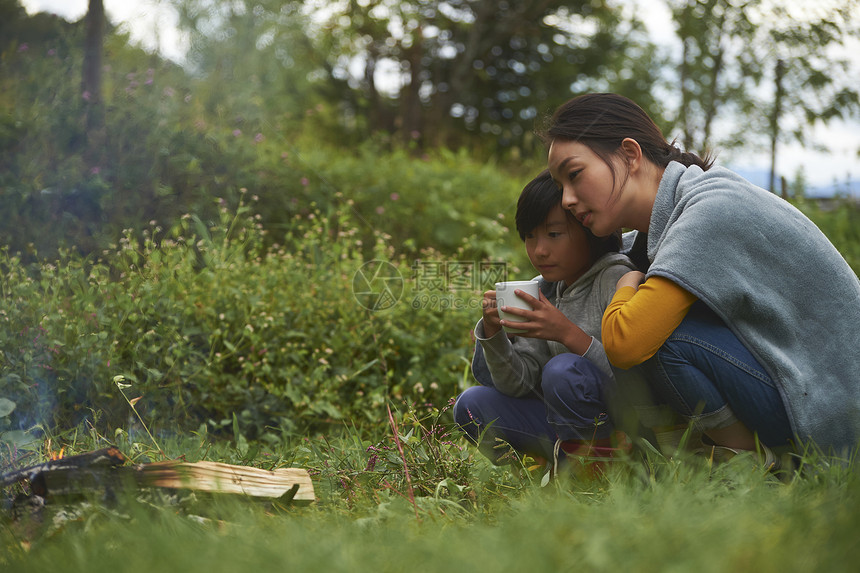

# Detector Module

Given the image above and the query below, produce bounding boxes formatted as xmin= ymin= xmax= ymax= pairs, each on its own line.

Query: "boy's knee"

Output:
xmin=540 ymin=354 xmax=613 ymax=439
xmin=541 ymin=353 xmax=604 ymax=396
xmin=452 ymin=386 xmax=485 ymax=427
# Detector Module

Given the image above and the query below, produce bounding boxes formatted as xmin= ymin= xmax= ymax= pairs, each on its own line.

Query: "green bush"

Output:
xmin=0 ymin=26 xmax=538 ymax=442
xmin=797 ymin=198 xmax=860 ymax=273
xmin=0 ymin=17 xmax=536 ymax=270
xmin=260 ymin=143 xmax=531 ymax=266
xmin=0 ymin=195 xmax=493 ymax=442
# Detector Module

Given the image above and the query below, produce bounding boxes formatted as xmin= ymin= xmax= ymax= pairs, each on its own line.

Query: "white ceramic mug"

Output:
xmin=494 ymin=280 xmax=539 ymax=334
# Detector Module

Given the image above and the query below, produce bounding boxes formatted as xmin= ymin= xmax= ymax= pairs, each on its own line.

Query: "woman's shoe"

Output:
xmin=651 ymin=425 xmax=704 ymax=457
xmin=696 ymin=436 xmax=780 ymax=471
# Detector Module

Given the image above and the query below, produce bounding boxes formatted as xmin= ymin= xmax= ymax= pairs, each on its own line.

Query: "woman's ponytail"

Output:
xmin=544 ymin=93 xmax=715 ymax=172
xmin=664 ymin=139 xmax=714 ymax=171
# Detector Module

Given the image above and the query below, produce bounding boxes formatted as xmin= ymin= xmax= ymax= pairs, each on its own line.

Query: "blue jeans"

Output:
xmin=642 ymin=302 xmax=793 ymax=448
xmin=453 ymin=353 xmax=613 ymax=463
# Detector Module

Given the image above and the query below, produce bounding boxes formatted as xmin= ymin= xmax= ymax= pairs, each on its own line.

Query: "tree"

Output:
xmin=0 ymin=0 xmax=27 ymax=47
xmin=82 ymin=0 xmax=105 ymax=135
xmin=308 ymin=0 xmax=664 ymax=156
xmin=172 ymin=0 xmax=321 ymax=134
xmin=166 ymin=0 xmax=668 ymax=158
xmin=668 ymin=0 xmax=761 ymax=155
xmin=665 ymin=0 xmax=860 ymax=190
xmin=762 ymin=2 xmax=860 ymax=192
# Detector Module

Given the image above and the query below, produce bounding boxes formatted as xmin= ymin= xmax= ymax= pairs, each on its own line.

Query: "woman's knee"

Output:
xmin=644 ymin=333 xmax=792 ymax=447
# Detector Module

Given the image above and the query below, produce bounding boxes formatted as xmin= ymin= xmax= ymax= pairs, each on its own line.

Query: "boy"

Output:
xmin=453 ymin=170 xmax=647 ymax=467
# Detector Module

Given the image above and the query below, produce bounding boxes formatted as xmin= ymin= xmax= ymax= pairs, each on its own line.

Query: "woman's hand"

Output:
xmin=616 ymin=270 xmax=646 ymax=291
xmin=498 ymin=289 xmax=591 ymax=353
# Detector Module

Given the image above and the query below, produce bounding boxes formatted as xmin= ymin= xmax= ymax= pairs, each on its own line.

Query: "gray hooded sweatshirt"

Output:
xmin=473 ymin=252 xmax=637 ymax=397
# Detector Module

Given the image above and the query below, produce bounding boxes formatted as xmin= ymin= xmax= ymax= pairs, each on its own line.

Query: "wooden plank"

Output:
xmin=2 ymin=450 xmax=315 ymax=503
xmin=131 ymin=461 xmax=316 ymax=502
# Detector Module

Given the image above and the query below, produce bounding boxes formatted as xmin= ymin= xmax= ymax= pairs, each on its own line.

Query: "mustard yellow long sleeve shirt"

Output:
xmin=601 ymin=276 xmax=699 ymax=369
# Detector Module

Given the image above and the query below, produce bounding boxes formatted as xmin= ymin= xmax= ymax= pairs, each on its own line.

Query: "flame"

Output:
xmin=45 ymin=439 xmax=65 ymax=460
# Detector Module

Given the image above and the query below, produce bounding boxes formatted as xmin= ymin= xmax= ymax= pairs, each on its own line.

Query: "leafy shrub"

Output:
xmin=259 ymin=142 xmax=531 ymax=266
xmin=0 ymin=27 xmax=537 ymax=442
xmin=0 ymin=16 xmax=536 ymax=272
xmin=797 ymin=198 xmax=860 ymax=273
xmin=0 ymin=196 xmax=493 ymax=442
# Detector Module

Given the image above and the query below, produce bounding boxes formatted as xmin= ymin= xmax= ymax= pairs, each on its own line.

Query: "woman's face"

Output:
xmin=548 ymin=139 xmax=625 ymax=238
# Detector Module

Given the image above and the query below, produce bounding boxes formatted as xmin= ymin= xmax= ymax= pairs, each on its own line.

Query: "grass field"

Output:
xmin=3 ymin=423 xmax=859 ymax=573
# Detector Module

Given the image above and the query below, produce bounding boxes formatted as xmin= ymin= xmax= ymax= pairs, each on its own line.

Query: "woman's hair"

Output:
xmin=541 ymin=93 xmax=714 ymax=188
xmin=515 ymin=169 xmax=621 ymax=260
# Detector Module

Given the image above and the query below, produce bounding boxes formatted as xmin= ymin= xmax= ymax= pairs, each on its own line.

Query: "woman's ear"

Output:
xmin=619 ymin=138 xmax=643 ymax=172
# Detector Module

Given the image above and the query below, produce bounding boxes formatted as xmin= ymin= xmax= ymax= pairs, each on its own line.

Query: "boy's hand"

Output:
xmin=497 ymin=289 xmax=563 ymax=340
xmin=498 ymin=289 xmax=591 ymax=354
xmin=481 ymin=290 xmax=503 ymax=337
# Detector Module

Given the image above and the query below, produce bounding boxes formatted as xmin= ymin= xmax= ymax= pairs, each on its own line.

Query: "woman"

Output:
xmin=543 ymin=92 xmax=860 ymax=458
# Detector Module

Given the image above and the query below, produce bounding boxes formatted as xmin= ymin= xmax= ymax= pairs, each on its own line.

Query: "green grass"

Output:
xmin=3 ymin=416 xmax=860 ymax=573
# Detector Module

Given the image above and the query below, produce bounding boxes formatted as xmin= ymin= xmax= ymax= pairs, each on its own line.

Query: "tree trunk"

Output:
xmin=679 ymin=36 xmax=692 ymax=150
xmin=768 ymin=59 xmax=785 ymax=194
xmin=82 ymin=0 xmax=105 ymax=137
xmin=701 ymin=12 xmax=727 ymax=152
xmin=399 ymin=24 xmax=425 ymax=146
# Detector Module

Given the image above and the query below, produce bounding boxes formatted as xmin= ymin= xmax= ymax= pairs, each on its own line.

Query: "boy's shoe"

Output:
xmin=552 ymin=433 xmax=631 ymax=479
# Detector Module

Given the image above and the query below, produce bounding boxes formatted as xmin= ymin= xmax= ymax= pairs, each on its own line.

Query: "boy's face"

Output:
xmin=524 ymin=203 xmax=591 ymax=287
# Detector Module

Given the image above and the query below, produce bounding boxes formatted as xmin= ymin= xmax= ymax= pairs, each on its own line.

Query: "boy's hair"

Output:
xmin=515 ymin=169 xmax=621 ymax=260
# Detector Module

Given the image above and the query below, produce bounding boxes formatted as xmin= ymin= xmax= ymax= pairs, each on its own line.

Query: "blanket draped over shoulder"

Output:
xmin=641 ymin=161 xmax=860 ymax=453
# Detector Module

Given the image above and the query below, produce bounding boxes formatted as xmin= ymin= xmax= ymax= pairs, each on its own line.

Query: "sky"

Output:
xmin=19 ymin=0 xmax=860 ymax=191
xmin=21 ymin=0 xmax=188 ymax=61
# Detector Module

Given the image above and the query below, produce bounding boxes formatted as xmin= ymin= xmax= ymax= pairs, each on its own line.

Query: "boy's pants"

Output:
xmin=453 ymin=353 xmax=613 ymax=463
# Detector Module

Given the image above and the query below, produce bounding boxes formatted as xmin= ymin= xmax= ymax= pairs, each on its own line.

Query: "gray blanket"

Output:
xmin=642 ymin=162 xmax=860 ymax=453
